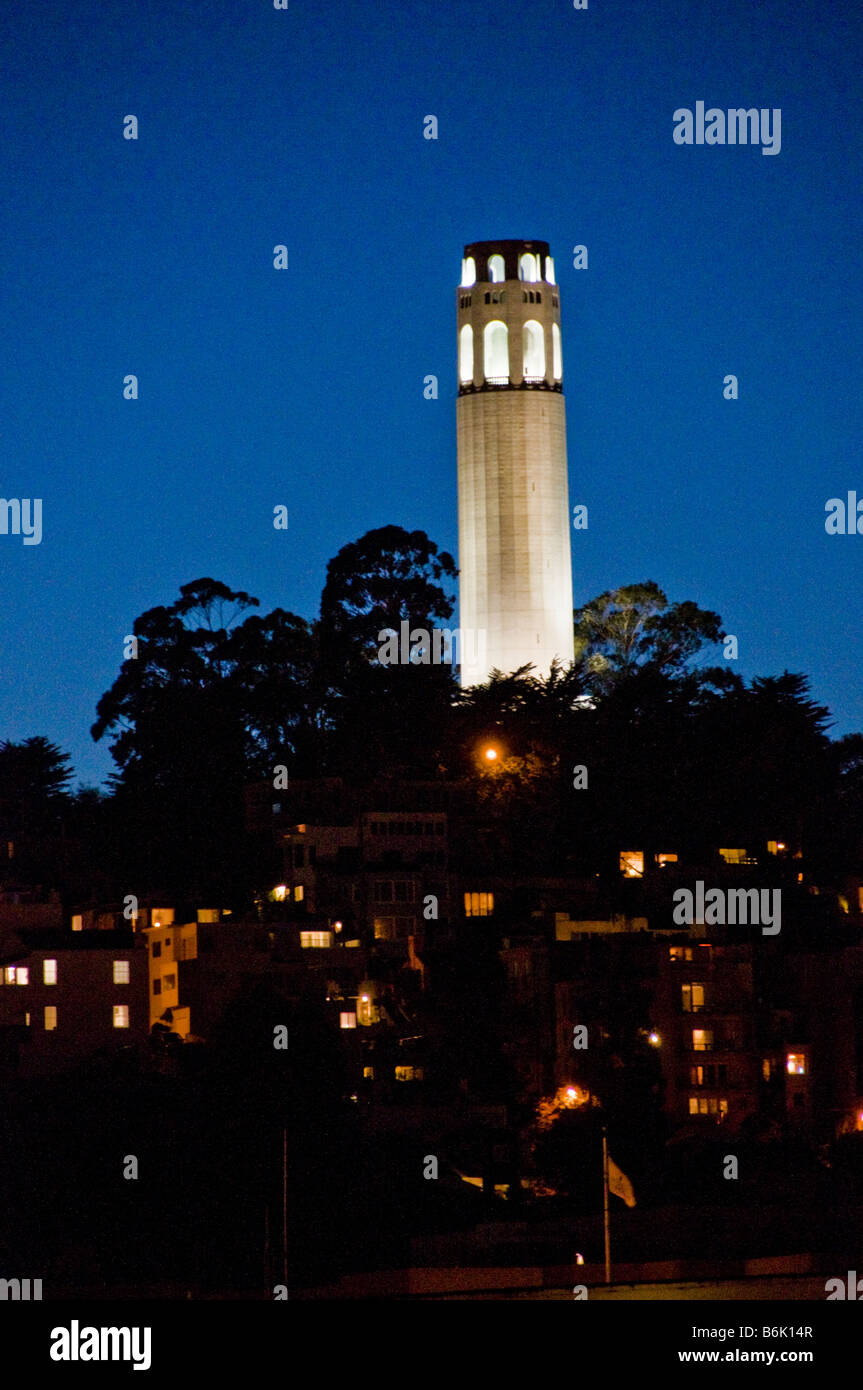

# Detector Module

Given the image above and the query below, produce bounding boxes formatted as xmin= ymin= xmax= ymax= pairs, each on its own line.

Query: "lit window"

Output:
xmin=44 ymin=1006 xmax=57 ymax=1030
xmin=787 ymin=1052 xmax=806 ymax=1075
xmin=43 ymin=959 xmax=57 ymax=985
xmin=113 ymin=960 xmax=130 ymax=984
xmin=619 ymin=850 xmax=644 ymax=878
xmin=488 ymin=253 xmax=505 ymax=283
xmin=459 ymin=324 xmax=474 ymax=383
xmin=719 ymin=1099 xmax=728 ymax=1116
xmin=545 ymin=255 xmax=556 ymax=284
xmin=294 ymin=885 xmax=304 ymax=902
xmin=4 ymin=966 xmax=16 ymax=984
xmin=464 ymin=892 xmax=494 ymax=917
xmin=689 ymin=1097 xmax=698 ymax=1115
xmin=692 ymin=1028 xmax=713 ymax=1052
xmin=719 ymin=848 xmax=746 ymax=864
xmin=374 ymin=918 xmax=395 ymax=940
xmin=552 ymin=322 xmax=562 ymax=381
xmin=656 ymin=853 xmax=678 ymax=867
xmin=163 ymin=973 xmax=176 ymax=991
xmin=395 ymin=1065 xmax=423 ymax=1081
xmin=300 ymin=931 xmax=333 ymax=948
xmin=71 ymin=914 xmax=83 ymax=931
xmin=522 ymin=320 xmax=545 ymax=379
xmin=461 ymin=255 xmax=476 ymax=287
xmin=518 ymin=252 xmax=539 ymax=282
xmin=339 ymin=1012 xmax=357 ymax=1029
xmin=113 ymin=1005 xmax=129 ymax=1029
xmin=669 ymin=946 xmax=693 ymax=962
xmin=763 ymin=1058 xmax=772 ymax=1080
xmin=681 ymin=983 xmax=705 ymax=1012
xmin=271 ymin=884 xmax=287 ymax=902
xmin=15 ymin=967 xmax=28 ymax=985
xmin=363 ymin=1065 xmax=374 ymax=1079
xmin=483 ymin=320 xmax=508 ymax=381
xmin=357 ymin=993 xmax=378 ymax=1026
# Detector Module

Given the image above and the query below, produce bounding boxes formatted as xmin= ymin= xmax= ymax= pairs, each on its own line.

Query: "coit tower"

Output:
xmin=456 ymin=239 xmax=575 ymax=687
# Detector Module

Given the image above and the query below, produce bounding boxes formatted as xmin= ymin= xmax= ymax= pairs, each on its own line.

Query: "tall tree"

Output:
xmin=573 ymin=581 xmax=725 ymax=691
xmin=317 ymin=527 xmax=459 ymax=777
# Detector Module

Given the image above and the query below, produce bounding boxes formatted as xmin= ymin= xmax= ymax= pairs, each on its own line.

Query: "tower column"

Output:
xmin=456 ymin=239 xmax=575 ymax=686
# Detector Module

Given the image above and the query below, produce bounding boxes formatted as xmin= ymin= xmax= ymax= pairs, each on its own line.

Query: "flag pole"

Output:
xmin=602 ymin=1123 xmax=611 ymax=1284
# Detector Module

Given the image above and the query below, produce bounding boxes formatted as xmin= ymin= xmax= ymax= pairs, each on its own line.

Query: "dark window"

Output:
xmin=153 ymin=979 xmax=161 ymax=995
xmin=152 ymin=942 xmax=161 ymax=958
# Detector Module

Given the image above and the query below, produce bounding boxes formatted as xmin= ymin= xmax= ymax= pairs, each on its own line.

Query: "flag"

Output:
xmin=607 ymin=1155 xmax=636 ymax=1207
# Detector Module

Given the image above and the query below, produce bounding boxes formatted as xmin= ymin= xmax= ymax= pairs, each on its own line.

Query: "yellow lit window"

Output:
xmin=15 ymin=967 xmax=28 ymax=985
xmin=395 ymin=1066 xmax=423 ymax=1081
xmin=719 ymin=848 xmax=746 ymax=864
xmin=299 ymin=931 xmax=332 ymax=948
xmin=339 ymin=1012 xmax=357 ymax=1029
xmin=786 ymin=1052 xmax=806 ymax=1075
xmin=44 ymin=1006 xmax=57 ymax=1030
xmin=669 ymin=946 xmax=693 ymax=962
xmin=692 ymin=1028 xmax=713 ymax=1052
xmin=619 ymin=851 xmax=644 ymax=878
xmin=43 ymin=959 xmax=57 ymax=985
xmin=293 ymin=885 xmax=304 ymax=902
xmin=363 ymin=1066 xmax=374 ymax=1079
xmin=656 ymin=853 xmax=678 ymax=867
xmin=113 ymin=1005 xmax=129 ymax=1029
xmin=113 ymin=960 xmax=130 ymax=984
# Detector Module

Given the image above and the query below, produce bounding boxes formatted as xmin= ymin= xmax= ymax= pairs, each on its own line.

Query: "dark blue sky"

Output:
xmin=1 ymin=0 xmax=861 ymax=787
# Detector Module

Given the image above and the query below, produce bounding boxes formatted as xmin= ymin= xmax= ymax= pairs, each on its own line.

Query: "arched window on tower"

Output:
xmin=488 ymin=254 xmax=505 ymax=283
xmin=545 ymin=255 xmax=556 ymax=284
xmin=461 ymin=256 xmax=476 ymax=287
xmin=552 ymin=322 xmax=562 ymax=381
xmin=523 ymin=320 xmax=545 ymax=380
xmin=483 ymin=321 xmax=509 ymax=383
xmin=459 ymin=324 xmax=474 ymax=384
xmin=519 ymin=252 xmax=539 ymax=282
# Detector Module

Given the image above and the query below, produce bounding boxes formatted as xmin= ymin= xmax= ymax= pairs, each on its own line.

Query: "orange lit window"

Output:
xmin=692 ymin=1028 xmax=713 ymax=1052
xmin=681 ymin=983 xmax=705 ymax=1012
xmin=44 ymin=1006 xmax=57 ymax=1030
xmin=339 ymin=1012 xmax=357 ymax=1029
xmin=619 ymin=851 xmax=644 ymax=878
xmin=464 ymin=892 xmax=494 ymax=917
xmin=786 ymin=1052 xmax=806 ymax=1075
xmin=113 ymin=1005 xmax=129 ymax=1029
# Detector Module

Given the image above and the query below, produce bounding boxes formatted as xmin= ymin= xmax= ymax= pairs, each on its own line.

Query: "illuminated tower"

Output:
xmin=456 ymin=239 xmax=575 ymax=687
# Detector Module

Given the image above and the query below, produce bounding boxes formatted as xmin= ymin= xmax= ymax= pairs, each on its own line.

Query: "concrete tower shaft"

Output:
xmin=456 ymin=239 xmax=575 ymax=687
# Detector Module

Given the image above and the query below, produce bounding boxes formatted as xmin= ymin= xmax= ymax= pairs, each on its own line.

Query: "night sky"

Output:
xmin=1 ymin=0 xmax=860 ymax=787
